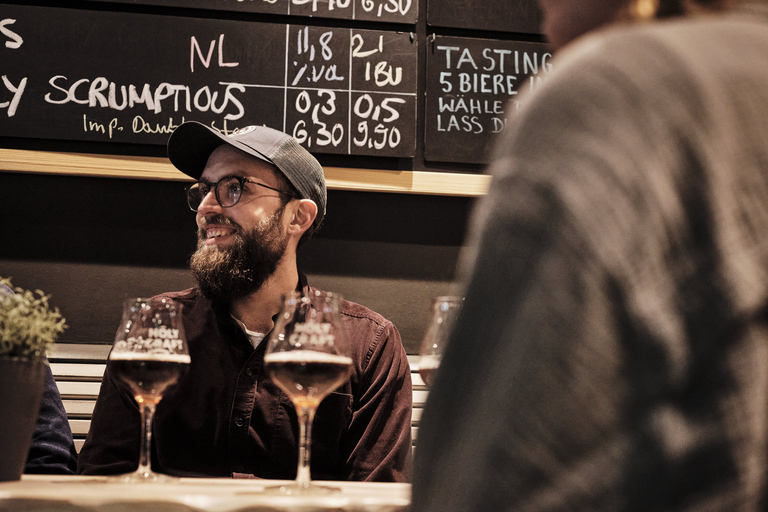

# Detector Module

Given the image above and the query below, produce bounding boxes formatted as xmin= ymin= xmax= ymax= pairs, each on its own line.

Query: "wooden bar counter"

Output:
xmin=0 ymin=475 xmax=411 ymax=512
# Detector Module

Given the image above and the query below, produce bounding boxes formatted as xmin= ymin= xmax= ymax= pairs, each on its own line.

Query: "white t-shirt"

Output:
xmin=231 ymin=314 xmax=266 ymax=349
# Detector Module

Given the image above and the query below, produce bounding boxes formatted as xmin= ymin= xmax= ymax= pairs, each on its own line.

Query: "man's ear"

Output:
xmin=287 ymin=199 xmax=317 ymax=238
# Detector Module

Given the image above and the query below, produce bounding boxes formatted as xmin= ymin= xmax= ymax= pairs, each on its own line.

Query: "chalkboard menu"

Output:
xmin=84 ymin=0 xmax=418 ymax=23
xmin=424 ymin=35 xmax=551 ymax=165
xmin=85 ymin=0 xmax=418 ymax=23
xmin=427 ymin=0 xmax=542 ymax=34
xmin=0 ymin=5 xmax=418 ymax=157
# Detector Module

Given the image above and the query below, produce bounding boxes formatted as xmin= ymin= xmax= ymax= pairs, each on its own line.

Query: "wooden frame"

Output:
xmin=0 ymin=149 xmax=490 ymax=197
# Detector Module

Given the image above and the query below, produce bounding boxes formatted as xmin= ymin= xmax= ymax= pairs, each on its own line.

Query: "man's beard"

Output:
xmin=190 ymin=208 xmax=288 ymax=305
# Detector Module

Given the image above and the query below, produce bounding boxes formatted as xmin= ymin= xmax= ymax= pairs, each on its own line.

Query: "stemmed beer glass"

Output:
xmin=418 ymin=296 xmax=463 ymax=387
xmin=108 ymin=297 xmax=190 ymax=483
xmin=264 ymin=290 xmax=351 ymax=495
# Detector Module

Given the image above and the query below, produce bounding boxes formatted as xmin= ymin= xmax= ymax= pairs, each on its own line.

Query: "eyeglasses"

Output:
xmin=185 ymin=176 xmax=295 ymax=211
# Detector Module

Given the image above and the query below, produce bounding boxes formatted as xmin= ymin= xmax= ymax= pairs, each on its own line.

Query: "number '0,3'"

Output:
xmin=292 ymin=89 xmax=343 ymax=148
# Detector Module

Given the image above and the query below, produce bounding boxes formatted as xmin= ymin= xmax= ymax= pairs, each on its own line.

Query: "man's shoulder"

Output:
xmin=340 ymin=298 xmax=393 ymax=330
xmin=154 ymin=287 xmax=206 ymax=306
xmin=308 ymin=286 xmax=396 ymax=332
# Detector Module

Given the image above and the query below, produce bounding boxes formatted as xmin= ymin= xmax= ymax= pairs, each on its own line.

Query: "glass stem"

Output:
xmin=295 ymin=405 xmax=316 ymax=488
xmin=138 ymin=402 xmax=156 ymax=477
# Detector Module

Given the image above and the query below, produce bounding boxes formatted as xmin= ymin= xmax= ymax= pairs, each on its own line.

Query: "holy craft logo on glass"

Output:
xmin=288 ymin=322 xmax=336 ymax=349
xmin=114 ymin=326 xmax=186 ymax=355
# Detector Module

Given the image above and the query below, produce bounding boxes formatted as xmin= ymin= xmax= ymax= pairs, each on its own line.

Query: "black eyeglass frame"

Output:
xmin=185 ymin=175 xmax=296 ymax=211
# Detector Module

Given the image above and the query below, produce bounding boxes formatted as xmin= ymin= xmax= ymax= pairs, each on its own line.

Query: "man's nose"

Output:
xmin=196 ymin=188 xmax=223 ymax=216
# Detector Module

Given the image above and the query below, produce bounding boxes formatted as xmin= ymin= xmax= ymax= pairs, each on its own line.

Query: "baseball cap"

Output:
xmin=167 ymin=121 xmax=326 ymax=235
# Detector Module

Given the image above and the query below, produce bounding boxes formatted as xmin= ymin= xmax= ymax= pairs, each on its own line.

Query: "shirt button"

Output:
xmin=245 ymin=367 xmax=253 ymax=377
xmin=234 ymin=417 xmax=244 ymax=427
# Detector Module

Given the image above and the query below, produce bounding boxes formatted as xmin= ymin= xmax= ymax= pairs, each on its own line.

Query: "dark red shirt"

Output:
xmin=77 ymin=279 xmax=412 ymax=481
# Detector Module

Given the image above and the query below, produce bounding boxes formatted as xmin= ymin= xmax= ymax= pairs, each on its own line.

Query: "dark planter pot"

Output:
xmin=0 ymin=357 xmax=46 ymax=481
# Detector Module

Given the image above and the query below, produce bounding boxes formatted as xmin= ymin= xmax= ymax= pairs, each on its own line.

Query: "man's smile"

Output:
xmin=201 ymin=222 xmax=238 ymax=246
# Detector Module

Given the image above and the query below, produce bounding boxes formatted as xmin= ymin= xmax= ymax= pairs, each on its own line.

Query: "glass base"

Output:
xmin=108 ymin=469 xmax=178 ymax=484
xmin=261 ymin=482 xmax=340 ymax=495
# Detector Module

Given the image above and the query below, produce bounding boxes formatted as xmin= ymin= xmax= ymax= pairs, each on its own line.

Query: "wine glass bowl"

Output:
xmin=108 ymin=297 xmax=190 ymax=483
xmin=418 ymin=296 xmax=463 ymax=387
xmin=263 ymin=290 xmax=351 ymax=494
xmin=266 ymin=350 xmax=352 ymax=410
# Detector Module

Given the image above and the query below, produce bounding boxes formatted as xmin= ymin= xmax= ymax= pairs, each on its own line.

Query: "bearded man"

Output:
xmin=77 ymin=121 xmax=413 ymax=482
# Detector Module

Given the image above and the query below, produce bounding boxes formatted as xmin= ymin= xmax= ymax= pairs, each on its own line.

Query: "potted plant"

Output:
xmin=0 ymin=276 xmax=67 ymax=481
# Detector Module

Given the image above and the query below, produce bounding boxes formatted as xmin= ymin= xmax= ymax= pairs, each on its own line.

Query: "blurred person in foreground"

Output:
xmin=413 ymin=0 xmax=768 ymax=510
xmin=77 ymin=121 xmax=412 ymax=481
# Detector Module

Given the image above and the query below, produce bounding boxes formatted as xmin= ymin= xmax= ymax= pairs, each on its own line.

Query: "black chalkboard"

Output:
xmin=0 ymin=5 xmax=418 ymax=157
xmin=424 ymin=35 xmax=552 ymax=164
xmin=427 ymin=0 xmax=542 ymax=34
xmin=84 ymin=0 xmax=418 ymax=24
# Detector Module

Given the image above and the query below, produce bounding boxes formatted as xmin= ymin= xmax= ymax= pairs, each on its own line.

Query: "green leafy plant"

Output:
xmin=0 ymin=277 xmax=67 ymax=359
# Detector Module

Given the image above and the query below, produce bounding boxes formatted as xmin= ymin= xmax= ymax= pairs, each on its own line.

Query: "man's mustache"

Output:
xmin=197 ymin=214 xmax=242 ymax=239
